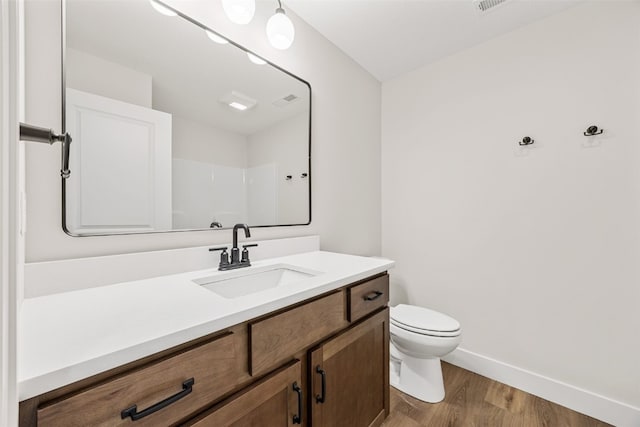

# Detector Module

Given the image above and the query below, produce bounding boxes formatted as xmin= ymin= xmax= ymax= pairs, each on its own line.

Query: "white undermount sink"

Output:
xmin=193 ymin=264 xmax=321 ymax=298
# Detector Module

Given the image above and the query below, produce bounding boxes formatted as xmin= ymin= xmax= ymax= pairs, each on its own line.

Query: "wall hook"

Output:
xmin=584 ymin=125 xmax=604 ymax=136
xmin=519 ymin=136 xmax=534 ymax=146
xmin=285 ymin=175 xmax=292 ymax=180
xmin=301 ymin=173 xmax=308 ymax=178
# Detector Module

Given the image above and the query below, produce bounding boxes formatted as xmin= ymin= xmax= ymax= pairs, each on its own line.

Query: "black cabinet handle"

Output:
xmin=121 ymin=378 xmax=194 ymax=421
xmin=363 ymin=291 xmax=383 ymax=301
xmin=292 ymin=381 xmax=302 ymax=425
xmin=315 ymin=366 xmax=326 ymax=403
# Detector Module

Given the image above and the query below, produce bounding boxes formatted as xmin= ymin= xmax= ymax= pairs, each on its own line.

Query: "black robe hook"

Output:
xmin=584 ymin=125 xmax=604 ymax=136
xmin=519 ymin=136 xmax=534 ymax=146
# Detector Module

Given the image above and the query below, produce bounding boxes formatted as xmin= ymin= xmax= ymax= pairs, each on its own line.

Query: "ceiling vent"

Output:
xmin=473 ymin=0 xmax=510 ymax=13
xmin=273 ymin=94 xmax=299 ymax=108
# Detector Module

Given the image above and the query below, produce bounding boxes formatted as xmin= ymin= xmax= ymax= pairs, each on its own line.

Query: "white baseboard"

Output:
xmin=443 ymin=347 xmax=640 ymax=427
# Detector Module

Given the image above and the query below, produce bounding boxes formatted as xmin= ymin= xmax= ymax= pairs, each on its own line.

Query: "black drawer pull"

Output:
xmin=363 ymin=291 xmax=383 ymax=301
xmin=292 ymin=381 xmax=303 ymax=424
xmin=315 ymin=365 xmax=326 ymax=403
xmin=121 ymin=378 xmax=195 ymax=421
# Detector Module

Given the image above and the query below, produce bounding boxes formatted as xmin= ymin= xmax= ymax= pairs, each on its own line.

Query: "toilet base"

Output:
xmin=390 ymin=354 xmax=445 ymax=403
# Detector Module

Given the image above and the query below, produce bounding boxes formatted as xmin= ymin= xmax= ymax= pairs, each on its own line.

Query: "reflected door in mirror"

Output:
xmin=65 ymin=88 xmax=172 ymax=234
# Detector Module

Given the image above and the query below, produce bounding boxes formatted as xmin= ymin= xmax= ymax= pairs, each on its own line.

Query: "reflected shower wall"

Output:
xmin=172 ymin=158 xmax=278 ymax=229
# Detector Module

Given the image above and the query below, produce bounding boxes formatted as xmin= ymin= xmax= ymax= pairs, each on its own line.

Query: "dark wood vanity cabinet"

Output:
xmin=19 ymin=273 xmax=390 ymax=427
xmin=310 ymin=308 xmax=390 ymax=427
xmin=185 ymin=360 xmax=303 ymax=427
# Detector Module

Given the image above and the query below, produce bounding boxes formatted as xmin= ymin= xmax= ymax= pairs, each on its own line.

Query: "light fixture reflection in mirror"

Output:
xmin=148 ymin=0 xmax=177 ymax=17
xmin=205 ymin=30 xmax=229 ymax=44
xmin=222 ymin=0 xmax=256 ymax=25
xmin=219 ymin=90 xmax=258 ymax=112
xmin=247 ymin=52 xmax=267 ymax=65
xmin=229 ymin=102 xmax=248 ymax=111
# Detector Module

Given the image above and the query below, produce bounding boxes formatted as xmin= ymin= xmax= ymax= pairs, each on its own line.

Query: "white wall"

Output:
xmin=66 ymin=47 xmax=152 ymax=108
xmin=172 ymin=115 xmax=247 ymax=167
xmin=248 ymin=113 xmax=309 ymax=225
xmin=382 ymin=1 xmax=640 ymax=411
xmin=24 ymin=0 xmax=381 ymax=262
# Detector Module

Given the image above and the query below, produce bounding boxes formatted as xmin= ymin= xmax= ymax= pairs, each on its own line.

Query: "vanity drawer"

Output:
xmin=348 ymin=274 xmax=389 ymax=322
xmin=37 ymin=332 xmax=239 ymax=427
xmin=250 ymin=291 xmax=347 ymax=376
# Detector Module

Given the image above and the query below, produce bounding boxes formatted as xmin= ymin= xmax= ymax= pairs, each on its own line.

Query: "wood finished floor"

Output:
xmin=381 ymin=362 xmax=611 ymax=427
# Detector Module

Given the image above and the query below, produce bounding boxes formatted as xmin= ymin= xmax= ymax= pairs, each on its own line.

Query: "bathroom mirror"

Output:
xmin=62 ymin=0 xmax=311 ymax=236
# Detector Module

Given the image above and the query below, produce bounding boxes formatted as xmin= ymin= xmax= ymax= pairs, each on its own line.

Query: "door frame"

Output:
xmin=1 ymin=0 xmax=24 ymax=425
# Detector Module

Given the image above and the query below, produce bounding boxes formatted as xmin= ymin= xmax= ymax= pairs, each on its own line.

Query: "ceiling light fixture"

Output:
xmin=221 ymin=0 xmax=256 ymax=25
xmin=266 ymin=0 xmax=295 ymax=50
xmin=220 ymin=91 xmax=258 ymax=112
xmin=228 ymin=102 xmax=249 ymax=111
xmin=205 ymin=30 xmax=229 ymax=44
xmin=148 ymin=0 xmax=177 ymax=17
xmin=247 ymin=52 xmax=267 ymax=65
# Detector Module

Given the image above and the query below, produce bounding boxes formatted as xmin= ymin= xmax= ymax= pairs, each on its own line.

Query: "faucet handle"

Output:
xmin=241 ymin=244 xmax=258 ymax=264
xmin=209 ymin=247 xmax=229 ymax=268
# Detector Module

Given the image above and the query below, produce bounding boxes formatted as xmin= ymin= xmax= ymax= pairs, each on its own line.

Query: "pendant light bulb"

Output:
xmin=222 ymin=0 xmax=256 ymax=25
xmin=266 ymin=7 xmax=295 ymax=50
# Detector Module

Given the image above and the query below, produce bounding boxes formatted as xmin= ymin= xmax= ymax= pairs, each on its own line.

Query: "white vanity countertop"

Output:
xmin=19 ymin=250 xmax=394 ymax=400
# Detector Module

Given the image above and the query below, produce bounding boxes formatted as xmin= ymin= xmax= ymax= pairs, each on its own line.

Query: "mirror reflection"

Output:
xmin=63 ymin=0 xmax=311 ymax=235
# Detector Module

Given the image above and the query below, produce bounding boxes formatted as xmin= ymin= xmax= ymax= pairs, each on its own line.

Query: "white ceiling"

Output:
xmin=287 ymin=0 xmax=583 ymax=82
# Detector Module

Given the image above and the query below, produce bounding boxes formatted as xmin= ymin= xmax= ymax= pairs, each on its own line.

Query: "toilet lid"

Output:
xmin=390 ymin=304 xmax=461 ymax=335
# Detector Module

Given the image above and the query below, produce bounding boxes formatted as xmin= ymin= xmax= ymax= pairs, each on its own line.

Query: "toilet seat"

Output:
xmin=391 ymin=304 xmax=461 ymax=337
xmin=391 ymin=319 xmax=461 ymax=337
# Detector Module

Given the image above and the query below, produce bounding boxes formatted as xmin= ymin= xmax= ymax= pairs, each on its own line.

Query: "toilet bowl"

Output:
xmin=389 ymin=304 xmax=461 ymax=403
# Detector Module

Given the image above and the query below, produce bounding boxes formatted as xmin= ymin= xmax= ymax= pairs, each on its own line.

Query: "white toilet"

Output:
xmin=389 ymin=304 xmax=462 ymax=403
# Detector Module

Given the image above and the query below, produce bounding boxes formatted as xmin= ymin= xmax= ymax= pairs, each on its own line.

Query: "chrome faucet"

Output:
xmin=209 ymin=223 xmax=257 ymax=271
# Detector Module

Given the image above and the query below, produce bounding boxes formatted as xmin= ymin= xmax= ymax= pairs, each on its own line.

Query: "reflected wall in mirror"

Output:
xmin=63 ymin=0 xmax=311 ymax=236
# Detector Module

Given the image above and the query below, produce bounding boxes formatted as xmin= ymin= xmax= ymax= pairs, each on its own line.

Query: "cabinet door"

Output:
xmin=186 ymin=360 xmax=303 ymax=427
xmin=310 ymin=308 xmax=389 ymax=427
